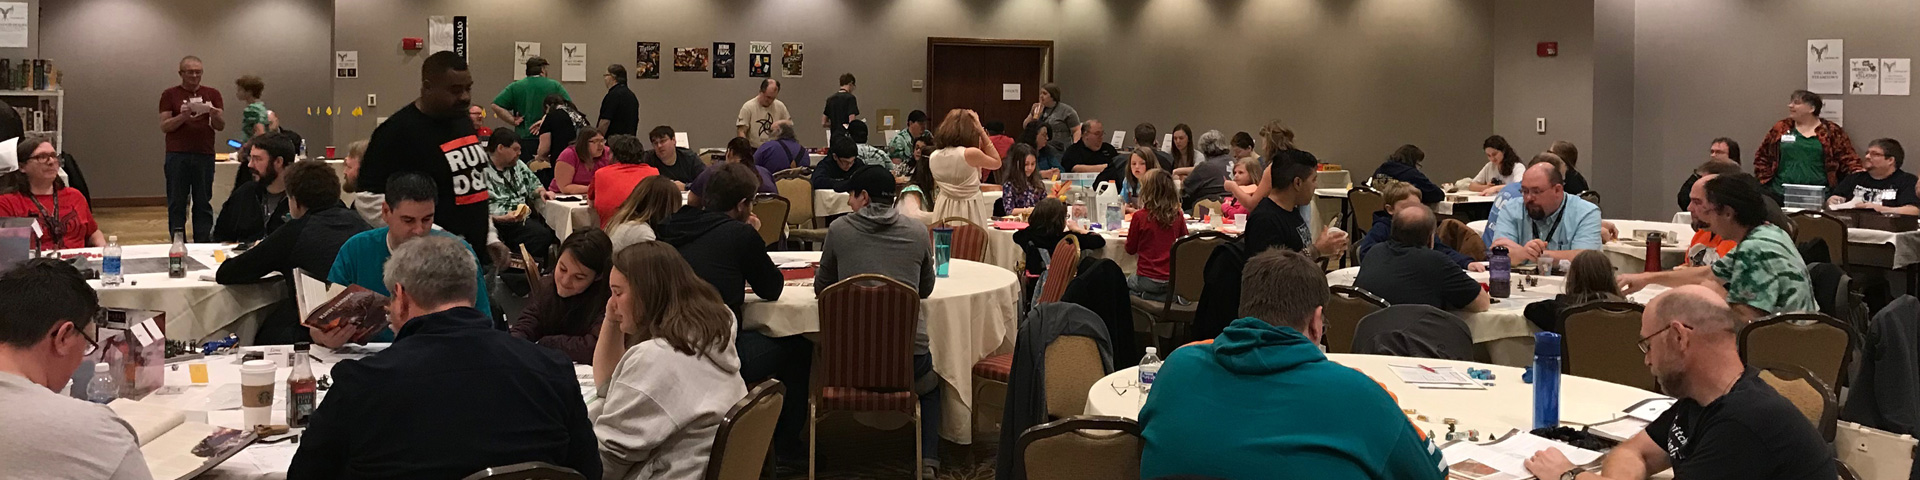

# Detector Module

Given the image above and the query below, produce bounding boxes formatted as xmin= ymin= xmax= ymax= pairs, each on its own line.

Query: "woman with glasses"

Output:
xmin=0 ymin=136 xmax=103 ymax=250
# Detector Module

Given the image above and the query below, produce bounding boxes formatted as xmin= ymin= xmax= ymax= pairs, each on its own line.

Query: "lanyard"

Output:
xmin=1530 ymin=196 xmax=1567 ymax=246
xmin=27 ymin=190 xmax=60 ymax=248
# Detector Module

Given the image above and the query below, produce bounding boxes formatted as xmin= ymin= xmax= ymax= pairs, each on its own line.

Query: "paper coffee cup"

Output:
xmin=240 ymin=360 xmax=277 ymax=428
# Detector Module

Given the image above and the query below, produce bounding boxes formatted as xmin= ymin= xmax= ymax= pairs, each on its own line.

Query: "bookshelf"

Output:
xmin=0 ymin=89 xmax=62 ymax=149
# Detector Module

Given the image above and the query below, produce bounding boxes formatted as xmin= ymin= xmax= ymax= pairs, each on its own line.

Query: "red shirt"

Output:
xmin=158 ymin=85 xmax=224 ymax=154
xmin=590 ymin=163 xmax=661 ymax=225
xmin=1125 ymin=208 xmax=1189 ymax=281
xmin=0 ymin=188 xmax=97 ymax=250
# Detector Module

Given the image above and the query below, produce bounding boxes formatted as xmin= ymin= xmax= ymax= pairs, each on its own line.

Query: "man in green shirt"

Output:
xmin=489 ymin=57 xmax=570 ymax=161
xmin=1618 ymin=173 xmax=1817 ymax=319
xmin=888 ymin=110 xmax=929 ymax=165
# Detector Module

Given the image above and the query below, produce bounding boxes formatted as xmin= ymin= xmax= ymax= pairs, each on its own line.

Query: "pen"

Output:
xmin=1418 ymin=365 xmax=1437 ymax=374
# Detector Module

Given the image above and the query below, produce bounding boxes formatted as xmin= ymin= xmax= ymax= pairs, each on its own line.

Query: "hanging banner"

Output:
xmin=429 ymin=16 xmax=454 ymax=53
xmin=452 ymin=16 xmax=468 ymax=61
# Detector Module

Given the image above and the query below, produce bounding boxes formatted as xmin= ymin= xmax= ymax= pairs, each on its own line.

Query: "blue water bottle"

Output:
xmin=932 ymin=227 xmax=952 ymax=277
xmin=1532 ymin=331 xmax=1563 ymax=430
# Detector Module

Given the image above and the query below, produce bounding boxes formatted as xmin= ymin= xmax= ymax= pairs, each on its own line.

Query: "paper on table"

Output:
xmin=1442 ymin=432 xmax=1604 ymax=479
xmin=1624 ymin=398 xmax=1675 ymax=423
xmin=1588 ymin=416 xmax=1649 ymax=443
xmin=768 ymin=253 xmax=814 ymax=265
xmin=1389 ymin=364 xmax=1479 ymax=388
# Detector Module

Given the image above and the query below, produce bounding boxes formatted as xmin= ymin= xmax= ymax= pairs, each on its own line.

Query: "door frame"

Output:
xmin=925 ymin=37 xmax=1055 ymax=126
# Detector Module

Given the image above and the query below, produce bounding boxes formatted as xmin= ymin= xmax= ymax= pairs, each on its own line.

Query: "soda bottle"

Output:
xmin=167 ymin=230 xmax=186 ymax=279
xmin=101 ymin=235 xmax=122 ymax=287
xmin=286 ymin=343 xmax=318 ymax=428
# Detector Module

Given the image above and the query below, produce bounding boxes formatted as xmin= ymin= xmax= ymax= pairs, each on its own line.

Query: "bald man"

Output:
xmin=1523 ymin=286 xmax=1832 ymax=480
xmin=1618 ymin=173 xmax=1816 ymax=319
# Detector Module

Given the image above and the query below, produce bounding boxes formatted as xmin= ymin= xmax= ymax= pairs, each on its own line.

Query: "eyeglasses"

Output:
xmin=1636 ymin=324 xmax=1676 ymax=353
xmin=75 ymin=322 xmax=102 ymax=356
xmin=27 ymin=152 xmax=60 ymax=164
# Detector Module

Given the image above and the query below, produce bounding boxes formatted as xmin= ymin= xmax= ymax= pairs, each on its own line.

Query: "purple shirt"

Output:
xmin=753 ymin=138 xmax=809 ymax=173
xmin=551 ymin=145 xmax=612 ymax=190
xmin=690 ymin=162 xmax=779 ymax=198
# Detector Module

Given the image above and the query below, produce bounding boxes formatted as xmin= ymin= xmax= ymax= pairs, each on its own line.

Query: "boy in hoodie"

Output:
xmin=814 ymin=165 xmax=943 ymax=478
xmin=1139 ymin=249 xmax=1447 ymax=480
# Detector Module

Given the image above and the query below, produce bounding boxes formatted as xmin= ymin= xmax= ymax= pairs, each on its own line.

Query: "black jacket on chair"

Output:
xmin=1352 ymin=305 xmax=1473 ymax=360
xmin=1059 ymin=258 xmax=1138 ymax=366
xmin=1189 ymin=241 xmax=1249 ymax=343
xmin=212 ymin=180 xmax=290 ymax=243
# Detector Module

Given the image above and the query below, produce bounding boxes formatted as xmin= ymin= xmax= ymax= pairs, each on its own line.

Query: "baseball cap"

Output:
xmin=834 ymin=163 xmax=896 ymax=204
xmin=525 ymin=56 xmax=550 ymax=68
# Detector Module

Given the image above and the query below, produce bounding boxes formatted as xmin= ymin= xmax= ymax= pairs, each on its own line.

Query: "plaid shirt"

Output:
xmin=484 ymin=161 xmax=543 ymax=216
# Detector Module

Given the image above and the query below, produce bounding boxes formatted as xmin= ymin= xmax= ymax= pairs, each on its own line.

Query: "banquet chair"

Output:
xmin=1788 ymin=211 xmax=1848 ymax=265
xmin=1807 ymin=262 xmax=1867 ymax=326
xmin=1015 ymin=416 xmax=1143 ymax=480
xmin=1352 ymin=305 xmax=1473 ymax=360
xmin=936 ymin=217 xmax=989 ymax=263
xmin=1740 ymin=312 xmax=1858 ymax=394
xmin=1324 ymin=285 xmax=1389 ymax=354
xmin=1191 ymin=199 xmax=1221 ymax=220
xmin=1578 ymin=190 xmax=1601 ymax=205
xmin=1755 ymin=363 xmax=1839 ymax=443
xmin=704 ymin=380 xmax=785 ymax=480
xmin=1347 ymin=186 xmax=1385 ymax=239
xmin=811 ymin=274 xmax=925 ymax=480
xmin=1436 ymin=218 xmax=1487 ymax=262
xmin=775 ymin=177 xmax=827 ymax=248
xmin=1560 ymin=301 xmax=1656 ymax=392
xmin=1130 ymin=231 xmax=1230 ymax=349
xmin=772 ymin=167 xmax=812 ymax=180
xmin=750 ymin=195 xmax=790 ymax=247
xmin=986 ymin=237 xmax=1081 ymax=435
xmin=1044 ymin=336 xmax=1106 ymax=419
xmin=1036 ymin=236 xmax=1082 ymax=304
xmin=462 ymin=462 xmax=585 ymax=480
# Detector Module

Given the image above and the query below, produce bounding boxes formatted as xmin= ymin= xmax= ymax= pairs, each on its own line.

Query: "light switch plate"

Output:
xmin=367 ymin=94 xmax=378 ymax=107
xmin=1535 ymin=117 xmax=1547 ymax=134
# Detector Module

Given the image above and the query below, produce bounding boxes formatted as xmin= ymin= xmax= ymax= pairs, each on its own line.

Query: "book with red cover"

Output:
xmin=299 ymin=284 xmax=389 ymax=344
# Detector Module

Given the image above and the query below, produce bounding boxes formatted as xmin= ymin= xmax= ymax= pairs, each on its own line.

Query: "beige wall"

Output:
xmin=1492 ymin=0 xmax=1594 ymax=178
xmin=40 ymin=0 xmax=335 ymax=199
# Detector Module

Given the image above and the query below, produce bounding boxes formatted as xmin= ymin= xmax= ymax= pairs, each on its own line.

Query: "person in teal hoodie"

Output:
xmin=310 ymin=172 xmax=492 ymax=348
xmin=1139 ymin=249 xmax=1446 ymax=480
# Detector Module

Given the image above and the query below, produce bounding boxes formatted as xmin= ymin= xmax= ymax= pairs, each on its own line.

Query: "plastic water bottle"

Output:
xmin=101 ymin=235 xmax=122 ymax=287
xmin=86 ymin=362 xmax=119 ymax=404
xmin=1532 ymin=331 xmax=1563 ymax=430
xmin=1137 ymin=347 xmax=1161 ymax=406
xmin=1097 ymin=181 xmax=1123 ymax=229
xmin=1489 ymin=246 xmax=1511 ymax=298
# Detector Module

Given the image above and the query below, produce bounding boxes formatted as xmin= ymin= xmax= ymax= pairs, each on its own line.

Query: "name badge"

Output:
xmin=1781 ymin=134 xmax=1796 ymax=143
xmin=1883 ymin=190 xmax=1897 ymax=200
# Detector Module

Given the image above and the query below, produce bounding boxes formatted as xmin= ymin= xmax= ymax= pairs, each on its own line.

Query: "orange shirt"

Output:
xmin=1688 ymin=229 xmax=1737 ymax=266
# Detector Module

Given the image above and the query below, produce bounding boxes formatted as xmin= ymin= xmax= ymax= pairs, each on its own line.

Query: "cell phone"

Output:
xmin=554 ymin=195 xmax=583 ymax=202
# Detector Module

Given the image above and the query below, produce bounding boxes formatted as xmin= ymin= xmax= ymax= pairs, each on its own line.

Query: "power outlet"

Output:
xmin=366 ymin=94 xmax=378 ymax=107
xmin=1535 ymin=117 xmax=1547 ymax=134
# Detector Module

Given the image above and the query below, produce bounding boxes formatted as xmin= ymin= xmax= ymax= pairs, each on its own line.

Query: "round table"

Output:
xmin=1328 ymin=267 xmax=1665 ymax=367
xmin=1466 ymin=219 xmax=1693 ymax=274
xmin=534 ymin=197 xmax=597 ymax=238
xmin=741 ymin=252 xmax=1020 ymax=445
xmin=213 ymin=159 xmax=348 ymax=217
xmin=813 ymin=189 xmax=1004 ymax=218
xmin=62 ymin=244 xmax=283 ymax=342
xmin=982 ymin=227 xmax=1131 ymax=274
xmin=1086 ymin=354 xmax=1666 ymax=438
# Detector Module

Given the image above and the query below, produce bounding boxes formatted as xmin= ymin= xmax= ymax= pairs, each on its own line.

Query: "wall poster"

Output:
xmin=713 ymin=42 xmax=736 ymax=78
xmin=781 ymin=42 xmax=804 ymax=78
xmin=748 ymin=42 xmax=773 ymax=78
xmin=635 ymin=42 xmax=660 ymax=79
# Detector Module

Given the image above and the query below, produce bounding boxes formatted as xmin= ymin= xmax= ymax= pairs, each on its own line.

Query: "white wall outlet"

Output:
xmin=366 ymin=94 xmax=377 ymax=107
xmin=912 ymin=79 xmax=923 ymax=90
xmin=1535 ymin=117 xmax=1547 ymax=134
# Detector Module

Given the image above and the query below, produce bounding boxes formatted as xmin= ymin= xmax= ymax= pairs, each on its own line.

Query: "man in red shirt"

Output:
xmin=157 ymin=56 xmax=226 ymax=242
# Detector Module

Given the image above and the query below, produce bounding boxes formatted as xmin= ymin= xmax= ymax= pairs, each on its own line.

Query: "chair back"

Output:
xmin=937 ymin=217 xmax=990 ymax=263
xmin=1788 ymin=211 xmax=1848 ymax=265
xmin=1017 ymin=416 xmax=1143 ymax=480
xmin=1191 ymin=199 xmax=1222 ymax=219
xmin=1352 ymin=305 xmax=1473 ymax=360
xmin=1043 ymin=336 xmax=1105 ymax=419
xmin=774 ymin=178 xmax=814 ymax=227
xmin=1348 ymin=186 xmax=1385 ymax=237
xmin=462 ymin=462 xmax=586 ymax=480
xmin=816 ymin=274 xmax=921 ymax=392
xmin=1756 ymin=363 xmax=1839 ymax=443
xmin=1561 ymin=301 xmax=1656 ymax=391
xmin=1578 ymin=190 xmax=1601 ymax=205
xmin=750 ymin=195 xmax=790 ymax=246
xmin=704 ymin=380 xmax=786 ymax=480
xmin=1325 ymin=285 xmax=1389 ymax=354
xmin=1740 ymin=312 xmax=1858 ymax=392
xmin=1807 ymin=262 xmax=1866 ymax=325
xmin=771 ymin=167 xmax=811 ymax=180
xmin=1167 ymin=232 xmax=1230 ymax=304
xmin=1037 ymin=236 xmax=1081 ymax=304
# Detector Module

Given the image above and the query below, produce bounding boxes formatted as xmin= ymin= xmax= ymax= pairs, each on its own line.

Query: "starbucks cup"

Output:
xmin=240 ymin=360 xmax=277 ymax=428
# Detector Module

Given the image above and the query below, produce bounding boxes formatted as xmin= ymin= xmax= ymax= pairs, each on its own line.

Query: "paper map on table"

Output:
xmin=1390 ymin=364 xmax=1484 ymax=389
xmin=1443 ymin=432 xmax=1603 ymax=479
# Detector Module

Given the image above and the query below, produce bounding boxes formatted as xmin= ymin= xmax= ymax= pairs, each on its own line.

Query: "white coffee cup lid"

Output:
xmin=240 ymin=360 xmax=275 ymax=373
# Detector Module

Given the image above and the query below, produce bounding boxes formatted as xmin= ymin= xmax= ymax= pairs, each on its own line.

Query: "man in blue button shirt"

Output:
xmin=1491 ymin=154 xmax=1602 ymax=265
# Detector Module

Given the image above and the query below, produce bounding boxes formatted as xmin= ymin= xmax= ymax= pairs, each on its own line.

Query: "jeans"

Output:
xmin=1130 ymin=274 xmax=1172 ymax=302
xmin=164 ymin=152 xmax=216 ymax=242
xmin=914 ymin=354 xmax=941 ymax=463
xmin=737 ymin=330 xmax=813 ymax=461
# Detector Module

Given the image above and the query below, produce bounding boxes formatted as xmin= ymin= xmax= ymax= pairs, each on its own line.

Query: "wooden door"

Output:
xmin=927 ymin=38 xmax=1052 ymax=140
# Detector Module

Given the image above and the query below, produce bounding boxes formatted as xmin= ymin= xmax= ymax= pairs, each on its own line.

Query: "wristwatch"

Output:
xmin=1560 ymin=466 xmax=1588 ymax=480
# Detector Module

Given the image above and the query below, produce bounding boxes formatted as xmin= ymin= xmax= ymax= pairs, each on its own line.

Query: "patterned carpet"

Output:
xmin=93 ymin=205 xmax=1006 ymax=480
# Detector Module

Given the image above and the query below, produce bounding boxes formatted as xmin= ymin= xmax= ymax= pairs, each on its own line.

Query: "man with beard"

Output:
xmin=212 ymin=131 xmax=294 ymax=243
xmin=358 ymin=51 xmax=494 ymax=258
xmin=1616 ymin=173 xmax=1816 ymax=319
xmin=1488 ymin=154 xmax=1602 ymax=265
xmin=1521 ymin=286 xmax=1832 ymax=480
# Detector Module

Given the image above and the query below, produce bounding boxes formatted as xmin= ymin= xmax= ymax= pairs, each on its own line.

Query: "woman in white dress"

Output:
xmin=928 ymin=109 xmax=1003 ymax=226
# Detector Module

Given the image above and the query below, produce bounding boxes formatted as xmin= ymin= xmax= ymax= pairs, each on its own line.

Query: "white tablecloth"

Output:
xmin=1085 ymin=355 xmax=1667 ymax=439
xmin=1468 ymin=219 xmax=1693 ymax=274
xmin=63 ymin=244 xmax=283 ymax=342
xmin=533 ymin=197 xmax=597 ymax=237
xmin=982 ymin=227 xmax=1131 ymax=274
xmin=1672 ymin=211 xmax=1899 ymax=246
xmin=134 ymin=344 xmax=599 ymax=479
xmin=212 ymin=160 xmax=348 ymax=217
xmin=1314 ymin=188 xmax=1495 ymax=217
xmin=813 ymin=189 xmax=1004 ymax=218
xmin=1328 ymin=266 xmax=1664 ymax=366
xmin=741 ymin=252 xmax=1018 ymax=444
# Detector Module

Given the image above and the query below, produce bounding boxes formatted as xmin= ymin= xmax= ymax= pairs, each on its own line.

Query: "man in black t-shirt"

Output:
xmin=1523 ymin=286 xmax=1834 ymax=480
xmin=1060 ymin=120 xmax=1118 ymax=173
xmin=358 ymin=51 xmax=494 ymax=259
xmin=1353 ymin=206 xmax=1489 ymax=311
xmin=597 ymin=64 xmax=639 ymax=137
xmin=822 ymin=73 xmax=859 ymax=139
xmin=1828 ymin=138 xmax=1918 ymax=215
xmin=1242 ymin=149 xmax=1347 ymax=257
xmin=641 ymin=125 xmax=705 ymax=187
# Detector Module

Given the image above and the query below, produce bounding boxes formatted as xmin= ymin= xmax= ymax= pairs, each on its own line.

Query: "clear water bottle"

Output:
xmin=101 ymin=235 xmax=123 ymax=287
xmin=1488 ymin=246 xmax=1511 ymax=298
xmin=1137 ymin=347 xmax=1162 ymax=406
xmin=1532 ymin=332 xmax=1563 ymax=430
xmin=86 ymin=362 xmax=119 ymax=404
